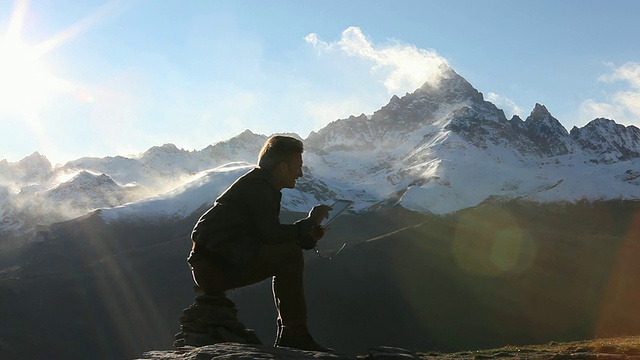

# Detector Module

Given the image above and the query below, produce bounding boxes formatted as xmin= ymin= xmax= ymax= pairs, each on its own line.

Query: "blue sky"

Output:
xmin=1 ymin=0 xmax=639 ymax=165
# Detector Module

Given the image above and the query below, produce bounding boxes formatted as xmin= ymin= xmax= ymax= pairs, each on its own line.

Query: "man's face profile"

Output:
xmin=280 ymin=153 xmax=303 ymax=189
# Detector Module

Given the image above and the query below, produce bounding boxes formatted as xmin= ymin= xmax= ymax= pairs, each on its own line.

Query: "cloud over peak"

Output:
xmin=599 ymin=62 xmax=640 ymax=88
xmin=305 ymin=26 xmax=447 ymax=95
xmin=580 ymin=62 xmax=640 ymax=127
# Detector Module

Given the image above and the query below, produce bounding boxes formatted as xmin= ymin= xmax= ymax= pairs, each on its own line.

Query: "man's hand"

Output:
xmin=308 ymin=204 xmax=332 ymax=226
xmin=296 ymin=205 xmax=331 ymax=250
xmin=297 ymin=224 xmax=324 ymax=250
xmin=309 ymin=225 xmax=325 ymax=242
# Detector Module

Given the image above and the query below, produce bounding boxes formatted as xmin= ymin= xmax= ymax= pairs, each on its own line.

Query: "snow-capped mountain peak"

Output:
xmin=54 ymin=170 xmax=119 ymax=192
xmin=416 ymin=62 xmax=483 ymax=104
xmin=139 ymin=143 xmax=186 ymax=159
xmin=43 ymin=171 xmax=129 ymax=212
xmin=19 ymin=150 xmax=51 ymax=166
xmin=523 ymin=103 xmax=575 ymax=156
xmin=525 ymin=103 xmax=569 ymax=136
xmin=570 ymin=118 xmax=640 ymax=163
xmin=0 ymin=151 xmax=53 ymax=185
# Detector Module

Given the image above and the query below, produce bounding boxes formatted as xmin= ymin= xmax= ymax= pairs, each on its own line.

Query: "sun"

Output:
xmin=0 ymin=0 xmax=67 ymax=117
xmin=0 ymin=34 xmax=58 ymax=115
xmin=0 ymin=0 xmax=119 ymax=118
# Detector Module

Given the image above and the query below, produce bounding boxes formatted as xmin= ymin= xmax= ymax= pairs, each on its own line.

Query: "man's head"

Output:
xmin=258 ymin=135 xmax=304 ymax=189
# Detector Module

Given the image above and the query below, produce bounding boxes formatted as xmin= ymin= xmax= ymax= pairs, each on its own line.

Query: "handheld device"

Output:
xmin=321 ymin=199 xmax=354 ymax=227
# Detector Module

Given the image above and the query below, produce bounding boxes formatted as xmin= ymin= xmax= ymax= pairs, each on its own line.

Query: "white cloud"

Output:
xmin=613 ymin=91 xmax=640 ymax=117
xmin=580 ymin=62 xmax=640 ymax=126
xmin=305 ymin=27 xmax=447 ymax=95
xmin=486 ymin=92 xmax=523 ymax=119
xmin=579 ymin=99 xmax=625 ymax=122
xmin=599 ymin=62 xmax=640 ymax=88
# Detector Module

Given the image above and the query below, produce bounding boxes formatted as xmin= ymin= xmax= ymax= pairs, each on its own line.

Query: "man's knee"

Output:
xmin=190 ymin=256 xmax=226 ymax=294
xmin=259 ymin=242 xmax=303 ymax=267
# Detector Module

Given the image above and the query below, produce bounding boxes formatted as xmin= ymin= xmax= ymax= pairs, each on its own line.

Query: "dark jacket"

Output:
xmin=191 ymin=167 xmax=315 ymax=254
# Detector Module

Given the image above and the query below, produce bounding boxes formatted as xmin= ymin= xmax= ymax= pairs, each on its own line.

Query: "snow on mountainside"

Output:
xmin=100 ymin=163 xmax=254 ymax=223
xmin=2 ymin=63 xmax=640 ymax=235
xmin=0 ymin=131 xmax=269 ymax=235
xmin=0 ymin=151 xmax=52 ymax=185
xmin=99 ymin=160 xmax=346 ymax=224
xmin=59 ymin=130 xmax=268 ymax=192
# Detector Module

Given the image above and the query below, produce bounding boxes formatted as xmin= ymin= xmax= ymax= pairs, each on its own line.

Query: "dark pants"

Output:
xmin=188 ymin=241 xmax=307 ymax=329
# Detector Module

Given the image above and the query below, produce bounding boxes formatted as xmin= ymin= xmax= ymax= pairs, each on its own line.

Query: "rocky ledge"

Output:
xmin=137 ymin=336 xmax=640 ymax=360
xmin=137 ymin=343 xmax=420 ymax=360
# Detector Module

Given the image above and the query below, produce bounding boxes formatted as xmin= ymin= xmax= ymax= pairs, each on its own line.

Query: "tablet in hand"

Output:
xmin=322 ymin=199 xmax=354 ymax=227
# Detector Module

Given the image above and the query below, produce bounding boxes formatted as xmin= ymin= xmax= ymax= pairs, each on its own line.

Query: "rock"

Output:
xmin=367 ymin=346 xmax=420 ymax=359
xmin=173 ymin=293 xmax=262 ymax=348
xmin=138 ymin=343 xmax=354 ymax=360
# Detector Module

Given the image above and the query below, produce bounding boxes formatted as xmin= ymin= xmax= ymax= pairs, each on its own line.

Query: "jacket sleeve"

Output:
xmin=243 ymin=181 xmax=314 ymax=245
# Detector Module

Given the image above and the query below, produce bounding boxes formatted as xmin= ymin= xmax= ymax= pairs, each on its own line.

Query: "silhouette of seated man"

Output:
xmin=187 ymin=135 xmax=331 ymax=351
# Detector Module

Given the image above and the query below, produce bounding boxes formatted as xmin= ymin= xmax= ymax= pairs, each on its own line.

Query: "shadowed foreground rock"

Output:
xmin=138 ymin=343 xmax=420 ymax=360
xmin=138 ymin=336 xmax=640 ymax=360
xmin=174 ymin=293 xmax=262 ymax=348
xmin=169 ymin=292 xmax=421 ymax=359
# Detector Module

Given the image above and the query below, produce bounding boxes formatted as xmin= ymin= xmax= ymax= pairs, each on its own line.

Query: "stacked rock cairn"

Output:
xmin=174 ymin=290 xmax=262 ymax=348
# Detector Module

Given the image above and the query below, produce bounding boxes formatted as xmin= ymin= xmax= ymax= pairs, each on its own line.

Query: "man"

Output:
xmin=187 ymin=135 xmax=331 ymax=351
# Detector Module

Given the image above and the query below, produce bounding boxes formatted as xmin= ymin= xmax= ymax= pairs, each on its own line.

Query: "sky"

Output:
xmin=1 ymin=0 xmax=640 ymax=165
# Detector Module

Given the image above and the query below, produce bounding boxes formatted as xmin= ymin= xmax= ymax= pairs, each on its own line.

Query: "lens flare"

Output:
xmin=594 ymin=209 xmax=640 ymax=336
xmin=451 ymin=209 xmax=536 ymax=277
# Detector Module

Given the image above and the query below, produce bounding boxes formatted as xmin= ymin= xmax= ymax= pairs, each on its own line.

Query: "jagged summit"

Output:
xmin=20 ymin=151 xmax=51 ymax=169
xmin=524 ymin=104 xmax=568 ymax=136
xmin=202 ymin=129 xmax=266 ymax=157
xmin=527 ymin=103 xmax=552 ymax=119
xmin=370 ymin=64 xmax=486 ymax=127
xmin=0 ymin=151 xmax=50 ymax=166
xmin=416 ymin=62 xmax=483 ymax=103
xmin=53 ymin=171 xmax=120 ymax=193
xmin=523 ymin=103 xmax=574 ymax=156
xmin=581 ymin=117 xmax=640 ymax=133
xmin=142 ymin=143 xmax=183 ymax=155
xmin=525 ymin=103 xmax=567 ymax=134
xmin=139 ymin=144 xmax=190 ymax=165
xmin=228 ymin=129 xmax=257 ymax=141
xmin=307 ymin=63 xmax=507 ymax=155
xmin=21 ymin=151 xmax=49 ymax=162
xmin=70 ymin=170 xmax=116 ymax=185
xmin=509 ymin=115 xmax=526 ymax=129
xmin=570 ymin=117 xmax=640 ymax=162
xmin=0 ymin=151 xmax=54 ymax=183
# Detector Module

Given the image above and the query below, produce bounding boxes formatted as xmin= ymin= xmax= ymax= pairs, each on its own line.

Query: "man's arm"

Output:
xmin=243 ymin=182 xmax=306 ymax=244
xmin=243 ymin=182 xmax=329 ymax=248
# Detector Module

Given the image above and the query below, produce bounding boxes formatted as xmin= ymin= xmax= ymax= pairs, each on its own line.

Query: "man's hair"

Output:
xmin=258 ymin=135 xmax=304 ymax=171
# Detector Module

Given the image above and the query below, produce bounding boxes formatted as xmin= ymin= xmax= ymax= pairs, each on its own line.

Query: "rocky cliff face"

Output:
xmin=523 ymin=103 xmax=576 ymax=156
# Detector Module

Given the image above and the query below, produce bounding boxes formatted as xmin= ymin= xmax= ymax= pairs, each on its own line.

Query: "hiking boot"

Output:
xmin=275 ymin=326 xmax=333 ymax=352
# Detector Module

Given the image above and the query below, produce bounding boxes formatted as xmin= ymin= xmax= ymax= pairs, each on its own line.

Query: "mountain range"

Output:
xmin=1 ymin=63 xmax=639 ymax=237
xmin=1 ymin=63 xmax=640 ymax=359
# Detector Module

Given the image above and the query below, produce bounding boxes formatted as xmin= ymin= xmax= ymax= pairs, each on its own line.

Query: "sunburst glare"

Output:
xmin=0 ymin=34 xmax=57 ymax=115
xmin=0 ymin=0 xmax=123 ymax=117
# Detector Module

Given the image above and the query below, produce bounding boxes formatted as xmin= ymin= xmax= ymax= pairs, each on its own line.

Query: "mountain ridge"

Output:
xmin=1 ymin=64 xmax=639 ymax=235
